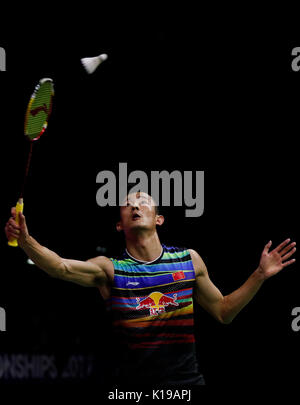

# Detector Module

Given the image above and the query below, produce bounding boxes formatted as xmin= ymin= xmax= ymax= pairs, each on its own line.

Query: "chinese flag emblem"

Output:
xmin=172 ymin=271 xmax=185 ymax=281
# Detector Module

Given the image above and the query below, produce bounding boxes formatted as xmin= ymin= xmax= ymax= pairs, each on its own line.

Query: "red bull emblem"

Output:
xmin=136 ymin=291 xmax=179 ymax=316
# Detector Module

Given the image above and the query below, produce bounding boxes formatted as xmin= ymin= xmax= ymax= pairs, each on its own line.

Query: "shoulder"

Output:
xmin=163 ymin=245 xmax=184 ymax=252
xmin=163 ymin=245 xmax=207 ymax=276
xmin=87 ymin=256 xmax=114 ymax=282
xmin=187 ymin=249 xmax=207 ymax=277
xmin=163 ymin=245 xmax=190 ymax=255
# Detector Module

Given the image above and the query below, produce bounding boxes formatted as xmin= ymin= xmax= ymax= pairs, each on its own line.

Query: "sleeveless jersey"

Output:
xmin=102 ymin=245 xmax=205 ymax=386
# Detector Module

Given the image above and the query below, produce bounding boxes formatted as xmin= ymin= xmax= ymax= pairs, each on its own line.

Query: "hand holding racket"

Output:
xmin=5 ymin=206 xmax=29 ymax=246
xmin=7 ymin=78 xmax=54 ymax=247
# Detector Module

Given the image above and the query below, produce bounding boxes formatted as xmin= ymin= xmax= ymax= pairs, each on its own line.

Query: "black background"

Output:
xmin=0 ymin=7 xmax=299 ymax=402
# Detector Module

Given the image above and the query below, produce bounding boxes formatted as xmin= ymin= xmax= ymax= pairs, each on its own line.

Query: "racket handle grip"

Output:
xmin=8 ymin=198 xmax=24 ymax=247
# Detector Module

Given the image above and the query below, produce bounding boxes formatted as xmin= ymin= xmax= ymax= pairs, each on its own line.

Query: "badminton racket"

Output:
xmin=8 ymin=78 xmax=54 ymax=247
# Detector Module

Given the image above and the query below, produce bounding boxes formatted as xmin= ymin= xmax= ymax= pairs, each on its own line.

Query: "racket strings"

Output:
xmin=25 ymin=81 xmax=53 ymax=140
xmin=20 ymin=79 xmax=54 ymax=198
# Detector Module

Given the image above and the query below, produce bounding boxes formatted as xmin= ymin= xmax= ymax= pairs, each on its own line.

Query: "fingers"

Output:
xmin=282 ymin=246 xmax=297 ymax=262
xmin=11 ymin=206 xmax=16 ymax=219
xmin=282 ymin=258 xmax=296 ymax=268
xmin=263 ymin=240 xmax=272 ymax=253
xmin=274 ymin=238 xmax=297 ymax=268
xmin=8 ymin=217 xmax=20 ymax=230
xmin=7 ymin=211 xmax=26 ymax=229
xmin=5 ymin=222 xmax=20 ymax=239
xmin=8 ymin=229 xmax=20 ymax=239
xmin=279 ymin=241 xmax=296 ymax=256
xmin=273 ymin=238 xmax=291 ymax=253
xmin=5 ymin=211 xmax=23 ymax=241
xmin=18 ymin=212 xmax=25 ymax=226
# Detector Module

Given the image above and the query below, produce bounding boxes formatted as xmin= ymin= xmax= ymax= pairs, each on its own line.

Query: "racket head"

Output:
xmin=24 ymin=78 xmax=54 ymax=141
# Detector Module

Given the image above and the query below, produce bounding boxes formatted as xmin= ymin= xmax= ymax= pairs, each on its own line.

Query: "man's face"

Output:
xmin=117 ymin=192 xmax=163 ymax=234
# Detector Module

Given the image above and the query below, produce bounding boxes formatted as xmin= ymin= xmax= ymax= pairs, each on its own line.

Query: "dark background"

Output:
xmin=0 ymin=9 xmax=299 ymax=401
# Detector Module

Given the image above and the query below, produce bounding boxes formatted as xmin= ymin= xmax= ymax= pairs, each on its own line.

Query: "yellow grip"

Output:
xmin=8 ymin=198 xmax=24 ymax=247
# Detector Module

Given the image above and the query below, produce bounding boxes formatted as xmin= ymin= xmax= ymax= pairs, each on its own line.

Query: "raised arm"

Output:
xmin=189 ymin=239 xmax=296 ymax=324
xmin=5 ymin=207 xmax=113 ymax=288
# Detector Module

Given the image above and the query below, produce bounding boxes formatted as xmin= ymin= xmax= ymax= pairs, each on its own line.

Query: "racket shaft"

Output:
xmin=8 ymin=198 xmax=24 ymax=247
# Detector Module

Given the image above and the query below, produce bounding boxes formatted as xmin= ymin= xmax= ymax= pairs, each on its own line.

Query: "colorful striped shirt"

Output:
xmin=103 ymin=244 xmax=205 ymax=386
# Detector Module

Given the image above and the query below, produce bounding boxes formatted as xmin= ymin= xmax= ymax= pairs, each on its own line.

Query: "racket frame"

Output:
xmin=24 ymin=77 xmax=54 ymax=141
xmin=8 ymin=78 xmax=54 ymax=247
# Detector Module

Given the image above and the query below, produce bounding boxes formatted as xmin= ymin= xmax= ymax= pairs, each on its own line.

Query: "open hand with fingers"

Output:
xmin=257 ymin=239 xmax=296 ymax=280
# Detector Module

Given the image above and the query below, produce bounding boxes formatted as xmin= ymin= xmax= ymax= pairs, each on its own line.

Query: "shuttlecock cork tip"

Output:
xmin=99 ymin=53 xmax=108 ymax=61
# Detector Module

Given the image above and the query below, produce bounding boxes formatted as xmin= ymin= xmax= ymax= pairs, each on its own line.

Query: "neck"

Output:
xmin=125 ymin=231 xmax=162 ymax=263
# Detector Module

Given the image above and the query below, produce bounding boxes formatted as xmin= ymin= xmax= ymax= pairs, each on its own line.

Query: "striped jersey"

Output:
xmin=103 ymin=244 xmax=205 ymax=386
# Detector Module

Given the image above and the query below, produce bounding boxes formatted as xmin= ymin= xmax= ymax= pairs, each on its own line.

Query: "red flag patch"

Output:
xmin=172 ymin=271 xmax=185 ymax=281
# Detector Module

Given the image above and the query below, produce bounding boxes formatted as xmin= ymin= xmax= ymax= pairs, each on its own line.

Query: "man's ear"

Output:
xmin=156 ymin=215 xmax=165 ymax=226
xmin=116 ymin=221 xmax=123 ymax=232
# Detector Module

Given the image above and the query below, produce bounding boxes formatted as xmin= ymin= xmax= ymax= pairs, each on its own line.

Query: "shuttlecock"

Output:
xmin=81 ymin=53 xmax=108 ymax=74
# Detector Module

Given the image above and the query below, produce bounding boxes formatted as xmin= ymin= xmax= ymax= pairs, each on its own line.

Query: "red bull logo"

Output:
xmin=136 ymin=291 xmax=179 ymax=316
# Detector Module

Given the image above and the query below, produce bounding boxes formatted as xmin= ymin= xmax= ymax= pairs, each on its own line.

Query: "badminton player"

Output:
xmin=4 ymin=191 xmax=296 ymax=387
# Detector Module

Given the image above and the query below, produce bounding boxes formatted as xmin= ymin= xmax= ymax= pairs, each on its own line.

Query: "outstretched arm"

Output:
xmin=190 ymin=239 xmax=296 ymax=324
xmin=5 ymin=207 xmax=112 ymax=288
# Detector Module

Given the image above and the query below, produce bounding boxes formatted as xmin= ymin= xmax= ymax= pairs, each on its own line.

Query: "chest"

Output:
xmin=114 ymin=260 xmax=193 ymax=290
xmin=110 ymin=262 xmax=196 ymax=317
